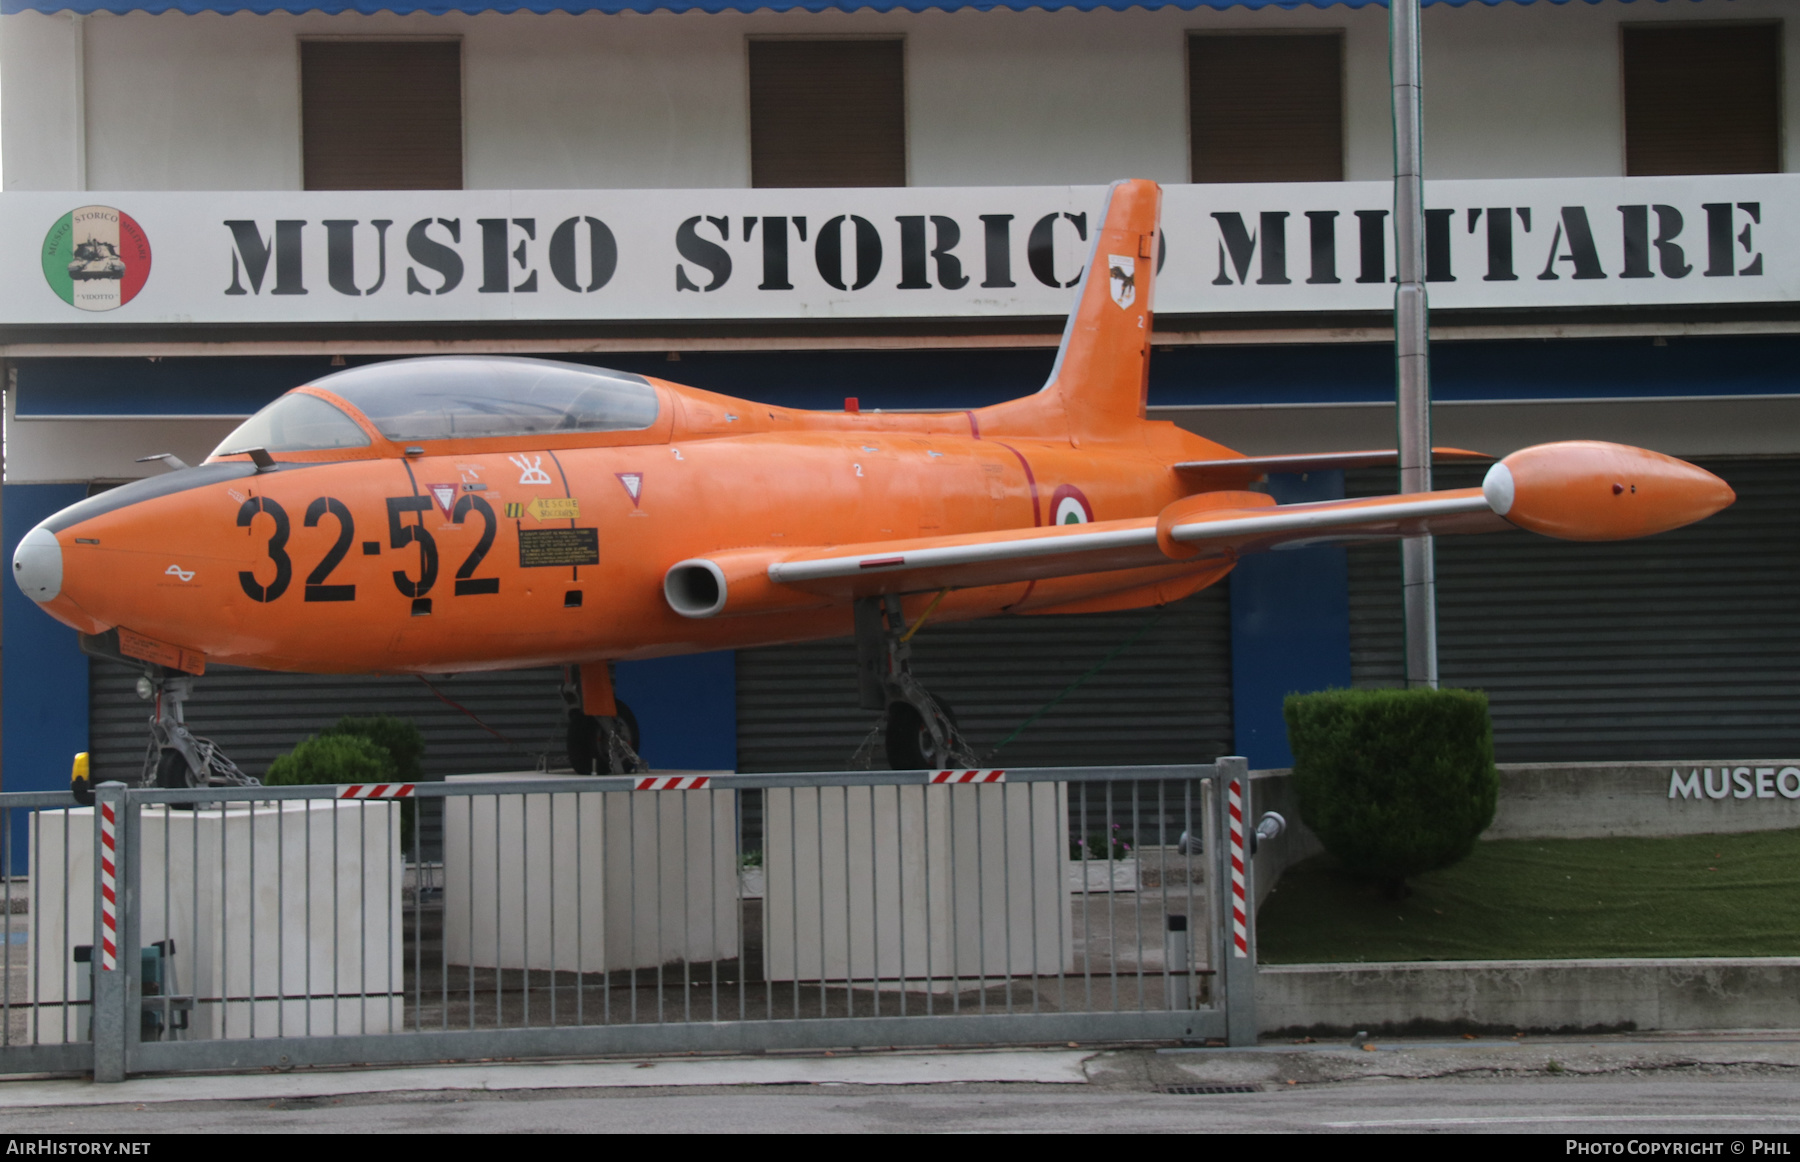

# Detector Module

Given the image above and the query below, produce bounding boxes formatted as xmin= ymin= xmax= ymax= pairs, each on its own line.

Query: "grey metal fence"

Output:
xmin=0 ymin=790 xmax=95 ymax=1078
xmin=0 ymin=758 xmax=1258 ymax=1082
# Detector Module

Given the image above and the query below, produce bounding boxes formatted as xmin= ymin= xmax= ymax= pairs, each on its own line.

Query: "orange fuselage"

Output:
xmin=36 ymin=382 xmax=1235 ymax=674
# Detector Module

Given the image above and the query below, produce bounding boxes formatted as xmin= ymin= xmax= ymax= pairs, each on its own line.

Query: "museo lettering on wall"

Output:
xmin=1 ymin=175 xmax=1788 ymax=325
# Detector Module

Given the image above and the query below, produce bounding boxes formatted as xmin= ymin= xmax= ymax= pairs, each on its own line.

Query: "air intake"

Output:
xmin=664 ymin=559 xmax=727 ymax=618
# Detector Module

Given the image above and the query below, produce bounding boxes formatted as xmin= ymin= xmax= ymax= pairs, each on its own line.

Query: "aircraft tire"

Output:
xmin=153 ymin=748 xmax=195 ymax=789
xmin=883 ymin=699 xmax=957 ymax=771
xmin=567 ymin=709 xmax=599 ymax=775
xmin=883 ymin=703 xmax=928 ymax=770
xmin=614 ymin=700 xmax=641 ymax=754
xmin=566 ymin=701 xmax=641 ymax=775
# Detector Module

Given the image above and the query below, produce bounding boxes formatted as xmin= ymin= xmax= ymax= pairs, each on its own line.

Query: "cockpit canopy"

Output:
xmin=212 ymin=357 xmax=661 ymax=457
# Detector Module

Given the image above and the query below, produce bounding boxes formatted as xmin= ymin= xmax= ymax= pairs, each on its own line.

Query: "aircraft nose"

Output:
xmin=13 ymin=524 xmax=64 ymax=603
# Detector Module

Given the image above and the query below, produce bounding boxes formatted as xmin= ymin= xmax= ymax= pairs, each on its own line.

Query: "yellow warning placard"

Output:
xmin=525 ymin=497 xmax=580 ymax=521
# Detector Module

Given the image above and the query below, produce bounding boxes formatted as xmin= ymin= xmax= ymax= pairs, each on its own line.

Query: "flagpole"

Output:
xmin=1392 ymin=0 xmax=1438 ymax=690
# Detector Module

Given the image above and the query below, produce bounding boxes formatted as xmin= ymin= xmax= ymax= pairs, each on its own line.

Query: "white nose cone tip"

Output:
xmin=1482 ymin=461 xmax=1516 ymax=517
xmin=13 ymin=525 xmax=63 ymax=603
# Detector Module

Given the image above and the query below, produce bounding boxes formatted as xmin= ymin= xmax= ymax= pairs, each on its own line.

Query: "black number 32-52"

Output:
xmin=386 ymin=495 xmax=439 ymax=598
xmin=236 ymin=496 xmax=292 ymax=603
xmin=238 ymin=494 xmax=497 ymax=605
xmin=450 ymin=494 xmax=500 ymax=596
xmin=303 ymin=497 xmax=356 ymax=602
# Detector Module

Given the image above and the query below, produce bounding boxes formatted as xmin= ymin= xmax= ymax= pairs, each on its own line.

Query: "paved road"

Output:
xmin=6 ymin=1077 xmax=1800 ymax=1133
xmin=4 ymin=1036 xmax=1799 ymax=1133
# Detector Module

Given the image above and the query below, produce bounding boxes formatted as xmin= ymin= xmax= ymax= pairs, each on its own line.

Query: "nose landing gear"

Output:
xmin=855 ymin=595 xmax=977 ymax=771
xmin=139 ymin=671 xmax=257 ymax=793
xmin=74 ymin=632 xmax=255 ymax=804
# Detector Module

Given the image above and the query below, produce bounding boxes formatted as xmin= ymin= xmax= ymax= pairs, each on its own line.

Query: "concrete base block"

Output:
xmin=1489 ymin=762 xmax=1800 ymax=839
xmin=1069 ymin=859 xmax=1139 ymax=893
xmin=1249 ymin=761 xmax=1800 ymax=850
xmin=29 ymin=801 xmax=402 ymax=1043
xmin=1258 ymin=957 xmax=1800 ymax=1035
xmin=442 ymin=774 xmax=737 ymax=974
xmin=763 ymin=782 xmax=1070 ymax=985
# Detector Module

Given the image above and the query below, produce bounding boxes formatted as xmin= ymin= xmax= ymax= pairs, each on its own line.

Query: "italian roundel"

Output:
xmin=1050 ymin=484 xmax=1094 ymax=525
xmin=42 ymin=205 xmax=152 ymax=312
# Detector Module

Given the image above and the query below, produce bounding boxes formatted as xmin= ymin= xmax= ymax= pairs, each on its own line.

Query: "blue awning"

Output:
xmin=0 ymin=0 xmax=1711 ymax=16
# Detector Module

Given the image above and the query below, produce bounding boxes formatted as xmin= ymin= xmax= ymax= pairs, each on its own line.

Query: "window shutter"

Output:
xmin=302 ymin=41 xmax=463 ymax=191
xmin=750 ymin=40 xmax=907 ymax=189
xmin=1625 ymin=24 xmax=1780 ymax=177
xmin=1189 ymin=33 xmax=1343 ymax=184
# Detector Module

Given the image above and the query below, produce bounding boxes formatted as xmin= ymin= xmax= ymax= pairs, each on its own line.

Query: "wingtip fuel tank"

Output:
xmin=1483 ymin=440 xmax=1736 ymax=542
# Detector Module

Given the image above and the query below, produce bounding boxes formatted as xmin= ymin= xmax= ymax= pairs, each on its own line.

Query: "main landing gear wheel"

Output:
xmin=853 ymin=595 xmax=978 ymax=770
xmin=154 ymin=747 xmax=197 ymax=789
xmin=567 ymin=700 xmax=640 ymax=775
xmin=883 ymin=698 xmax=960 ymax=771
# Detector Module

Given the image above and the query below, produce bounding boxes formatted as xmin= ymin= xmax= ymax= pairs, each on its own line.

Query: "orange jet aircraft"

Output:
xmin=14 ymin=180 xmax=1736 ymax=788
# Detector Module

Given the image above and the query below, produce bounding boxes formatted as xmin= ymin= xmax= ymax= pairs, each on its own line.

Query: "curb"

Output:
xmin=1258 ymin=957 xmax=1800 ymax=1036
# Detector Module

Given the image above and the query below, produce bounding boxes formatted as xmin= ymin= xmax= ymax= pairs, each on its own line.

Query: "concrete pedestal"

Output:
xmin=29 ymin=800 xmax=402 ymax=1043
xmin=442 ymin=774 xmax=737 ymax=974
xmin=763 ymin=782 xmax=1070 ymax=985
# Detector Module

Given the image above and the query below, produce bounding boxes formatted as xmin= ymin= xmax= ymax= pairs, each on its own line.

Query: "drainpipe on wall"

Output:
xmin=1391 ymin=0 xmax=1438 ymax=690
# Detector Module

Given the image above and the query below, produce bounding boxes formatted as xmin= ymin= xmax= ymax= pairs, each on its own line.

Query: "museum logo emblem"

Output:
xmin=43 ymin=205 xmax=152 ymax=311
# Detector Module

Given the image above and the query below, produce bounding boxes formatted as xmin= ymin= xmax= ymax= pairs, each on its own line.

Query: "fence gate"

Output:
xmin=0 ymin=791 xmax=95 ymax=1078
xmin=1 ymin=759 xmax=1260 ymax=1082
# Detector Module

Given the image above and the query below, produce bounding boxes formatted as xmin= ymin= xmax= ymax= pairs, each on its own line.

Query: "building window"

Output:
xmin=301 ymin=41 xmax=463 ymax=191
xmin=1189 ymin=33 xmax=1343 ymax=183
xmin=1624 ymin=24 xmax=1780 ymax=176
xmin=749 ymin=40 xmax=906 ymax=188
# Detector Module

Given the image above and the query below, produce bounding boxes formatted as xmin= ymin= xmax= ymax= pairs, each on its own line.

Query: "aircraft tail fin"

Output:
xmin=982 ymin=179 xmax=1161 ymax=440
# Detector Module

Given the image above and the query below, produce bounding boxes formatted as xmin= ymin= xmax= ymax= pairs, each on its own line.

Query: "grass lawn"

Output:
xmin=1256 ymin=827 xmax=1800 ymax=963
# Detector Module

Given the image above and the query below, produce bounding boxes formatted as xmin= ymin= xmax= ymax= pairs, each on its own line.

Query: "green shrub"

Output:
xmin=1283 ymin=687 xmax=1498 ymax=897
xmin=263 ymin=734 xmax=414 ymax=853
xmin=320 ymin=715 xmax=425 ymax=784
xmin=263 ymin=733 xmax=396 ymax=787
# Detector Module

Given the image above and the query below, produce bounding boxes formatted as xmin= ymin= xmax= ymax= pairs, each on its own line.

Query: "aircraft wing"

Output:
xmin=770 ymin=516 xmax=1166 ymax=596
xmin=1172 ymin=446 xmax=1492 ymax=488
xmin=759 ymin=440 xmax=1733 ymax=602
xmin=765 ymin=488 xmax=1502 ymax=599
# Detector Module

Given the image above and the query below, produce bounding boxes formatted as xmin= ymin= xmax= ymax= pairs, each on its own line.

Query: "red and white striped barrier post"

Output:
xmin=98 ymin=799 xmax=119 ymax=973
xmin=337 ymin=783 xmax=415 ymax=799
xmin=1213 ymin=757 xmax=1257 ymax=1047
xmin=1227 ymin=778 xmax=1248 ymax=959
xmin=634 ymin=776 xmax=711 ymax=791
xmin=99 ymin=802 xmax=120 ymax=971
xmin=929 ymin=770 xmax=1006 ymax=784
xmin=90 ymin=781 xmax=131 ymax=1083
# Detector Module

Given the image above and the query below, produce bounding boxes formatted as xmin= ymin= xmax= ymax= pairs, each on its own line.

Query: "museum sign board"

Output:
xmin=1669 ymin=766 xmax=1800 ymax=801
xmin=2 ymin=174 xmax=1792 ymax=326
